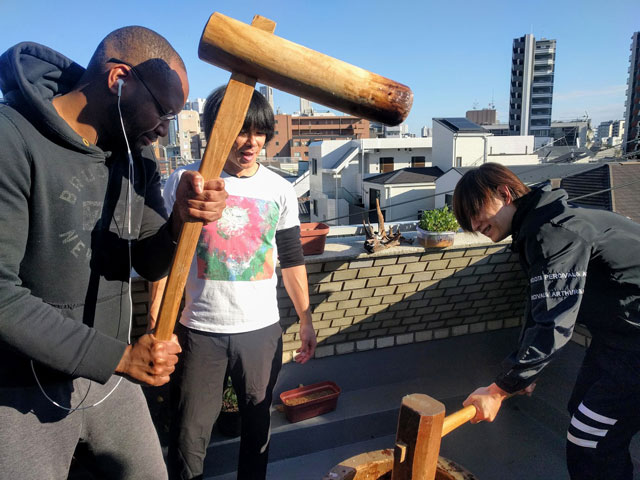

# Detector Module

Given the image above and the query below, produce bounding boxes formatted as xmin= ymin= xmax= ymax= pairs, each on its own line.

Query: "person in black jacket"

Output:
xmin=0 ymin=27 xmax=226 ymax=479
xmin=452 ymin=162 xmax=640 ymax=480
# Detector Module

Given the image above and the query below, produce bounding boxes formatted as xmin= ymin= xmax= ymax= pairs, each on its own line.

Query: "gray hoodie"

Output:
xmin=0 ymin=42 xmax=175 ymax=386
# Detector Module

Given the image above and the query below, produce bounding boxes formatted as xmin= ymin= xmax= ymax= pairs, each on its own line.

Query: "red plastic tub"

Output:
xmin=279 ymin=381 xmax=341 ymax=423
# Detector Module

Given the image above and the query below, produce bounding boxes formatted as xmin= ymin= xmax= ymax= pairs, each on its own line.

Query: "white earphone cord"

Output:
xmin=31 ymin=87 xmax=134 ymax=412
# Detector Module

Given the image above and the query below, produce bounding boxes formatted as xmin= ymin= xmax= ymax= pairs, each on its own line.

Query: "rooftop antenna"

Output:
xmin=489 ymin=90 xmax=495 ymax=110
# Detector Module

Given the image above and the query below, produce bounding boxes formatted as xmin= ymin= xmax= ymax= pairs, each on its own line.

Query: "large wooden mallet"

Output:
xmin=154 ymin=12 xmax=413 ymax=340
xmin=324 ymin=394 xmax=478 ymax=480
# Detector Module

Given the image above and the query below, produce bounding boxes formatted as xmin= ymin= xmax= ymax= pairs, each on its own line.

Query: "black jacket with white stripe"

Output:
xmin=495 ymin=186 xmax=640 ymax=393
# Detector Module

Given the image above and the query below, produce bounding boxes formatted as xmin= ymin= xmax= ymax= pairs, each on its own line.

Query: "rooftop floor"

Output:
xmin=201 ymin=328 xmax=639 ymax=480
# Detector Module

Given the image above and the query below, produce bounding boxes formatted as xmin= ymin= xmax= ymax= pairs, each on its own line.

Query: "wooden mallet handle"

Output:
xmin=153 ymin=16 xmax=276 ymax=341
xmin=441 ymin=405 xmax=477 ymax=437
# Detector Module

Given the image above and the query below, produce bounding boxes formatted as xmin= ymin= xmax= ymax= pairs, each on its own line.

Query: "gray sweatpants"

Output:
xmin=0 ymin=374 xmax=167 ymax=480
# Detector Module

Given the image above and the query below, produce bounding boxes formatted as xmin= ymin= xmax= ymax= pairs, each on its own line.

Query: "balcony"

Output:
xmin=530 ymin=114 xmax=551 ymax=121
xmin=534 ymin=57 xmax=554 ymax=66
xmin=535 ymin=46 xmax=555 ymax=54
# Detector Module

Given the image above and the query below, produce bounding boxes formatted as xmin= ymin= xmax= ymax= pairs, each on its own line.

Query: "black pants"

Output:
xmin=566 ymin=341 xmax=640 ymax=480
xmin=168 ymin=322 xmax=283 ymax=480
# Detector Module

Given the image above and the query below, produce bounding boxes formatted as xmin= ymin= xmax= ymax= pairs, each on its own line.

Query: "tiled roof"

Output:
xmin=365 ymin=167 xmax=444 ymax=185
xmin=609 ymin=162 xmax=640 ymax=223
xmin=561 ymin=164 xmax=612 ymax=210
xmin=453 ymin=163 xmax=601 ymax=187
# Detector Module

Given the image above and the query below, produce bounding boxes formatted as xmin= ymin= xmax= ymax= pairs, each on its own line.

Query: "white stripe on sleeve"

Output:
xmin=578 ymin=403 xmax=618 ymax=425
xmin=567 ymin=432 xmax=598 ymax=449
xmin=571 ymin=417 xmax=608 ymax=437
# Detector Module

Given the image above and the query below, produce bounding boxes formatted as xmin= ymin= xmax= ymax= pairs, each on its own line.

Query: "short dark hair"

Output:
xmin=453 ymin=163 xmax=530 ymax=232
xmin=203 ymin=86 xmax=275 ymax=143
xmin=86 ymin=26 xmax=185 ymax=79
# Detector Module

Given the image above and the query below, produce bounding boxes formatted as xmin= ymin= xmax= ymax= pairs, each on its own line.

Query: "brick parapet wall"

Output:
xmin=131 ymin=236 xmax=590 ymax=362
xmin=277 ymin=243 xmax=529 ymax=363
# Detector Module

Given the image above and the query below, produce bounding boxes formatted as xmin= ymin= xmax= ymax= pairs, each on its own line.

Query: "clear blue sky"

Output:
xmin=2 ymin=0 xmax=638 ymax=134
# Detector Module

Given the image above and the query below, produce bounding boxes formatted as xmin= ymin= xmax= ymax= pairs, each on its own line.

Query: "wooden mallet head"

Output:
xmin=154 ymin=12 xmax=413 ymax=341
xmin=198 ymin=12 xmax=413 ymax=126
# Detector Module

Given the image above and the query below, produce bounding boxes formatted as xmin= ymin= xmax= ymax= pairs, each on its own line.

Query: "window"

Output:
xmin=313 ymin=200 xmax=318 ymax=216
xmin=445 ymin=194 xmax=453 ymax=208
xmin=411 ymin=156 xmax=425 ymax=167
xmin=312 ymin=158 xmax=318 ymax=175
xmin=455 ymin=157 xmax=462 ymax=167
xmin=379 ymin=157 xmax=394 ymax=173
xmin=275 ymin=141 xmax=279 ymax=146
xmin=294 ymin=152 xmax=301 ymax=157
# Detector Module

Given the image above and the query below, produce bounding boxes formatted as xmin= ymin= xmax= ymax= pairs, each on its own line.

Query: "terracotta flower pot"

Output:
xmin=300 ymin=222 xmax=330 ymax=255
xmin=416 ymin=226 xmax=455 ymax=249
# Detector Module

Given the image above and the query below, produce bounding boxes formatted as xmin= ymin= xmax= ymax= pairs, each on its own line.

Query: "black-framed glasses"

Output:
xmin=107 ymin=58 xmax=176 ymax=122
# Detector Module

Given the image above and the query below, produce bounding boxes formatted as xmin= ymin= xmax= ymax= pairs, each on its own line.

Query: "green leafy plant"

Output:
xmin=221 ymin=376 xmax=239 ymax=413
xmin=418 ymin=205 xmax=459 ymax=232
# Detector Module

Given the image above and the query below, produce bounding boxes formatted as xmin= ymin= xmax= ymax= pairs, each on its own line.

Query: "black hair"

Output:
xmin=453 ymin=162 xmax=530 ymax=232
xmin=203 ymin=86 xmax=275 ymax=143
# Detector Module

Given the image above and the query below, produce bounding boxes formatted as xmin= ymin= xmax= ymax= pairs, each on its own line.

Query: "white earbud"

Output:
xmin=117 ymin=79 xmax=125 ymax=98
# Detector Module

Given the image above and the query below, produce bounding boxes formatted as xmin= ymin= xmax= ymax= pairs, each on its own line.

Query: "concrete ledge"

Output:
xmin=303 ymin=230 xmax=510 ymax=264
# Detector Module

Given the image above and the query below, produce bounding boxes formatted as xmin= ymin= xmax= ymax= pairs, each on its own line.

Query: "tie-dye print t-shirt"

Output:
xmin=162 ymin=163 xmax=300 ymax=333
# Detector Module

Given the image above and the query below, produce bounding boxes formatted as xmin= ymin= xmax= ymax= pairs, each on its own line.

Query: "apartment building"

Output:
xmin=176 ymin=109 xmax=202 ymax=162
xmin=266 ymin=113 xmax=370 ymax=160
xmin=509 ymin=34 xmax=556 ymax=141
xmin=623 ymin=32 xmax=640 ymax=156
xmin=550 ymin=120 xmax=593 ymax=148
xmin=259 ymin=85 xmax=274 ymax=111
xmin=466 ymin=108 xmax=497 ymax=126
xmin=598 ymin=120 xmax=624 ymax=139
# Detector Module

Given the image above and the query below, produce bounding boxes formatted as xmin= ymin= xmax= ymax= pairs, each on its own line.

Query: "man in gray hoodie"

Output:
xmin=0 ymin=26 xmax=226 ymax=479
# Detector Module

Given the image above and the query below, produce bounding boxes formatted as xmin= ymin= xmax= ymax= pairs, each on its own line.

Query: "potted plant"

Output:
xmin=216 ymin=376 xmax=241 ymax=437
xmin=416 ymin=205 xmax=459 ymax=248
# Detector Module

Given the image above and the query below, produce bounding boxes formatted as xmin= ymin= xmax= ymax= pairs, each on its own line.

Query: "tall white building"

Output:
xmin=509 ymin=34 xmax=556 ymax=139
xmin=299 ymin=97 xmax=313 ymax=115
xmin=184 ymin=98 xmax=206 ymax=114
xmin=597 ymin=120 xmax=625 ymax=147
xmin=259 ymin=85 xmax=274 ymax=111
xmin=623 ymin=32 xmax=640 ymax=156
xmin=176 ymin=110 xmax=201 ymax=161
xmin=384 ymin=123 xmax=409 ymax=138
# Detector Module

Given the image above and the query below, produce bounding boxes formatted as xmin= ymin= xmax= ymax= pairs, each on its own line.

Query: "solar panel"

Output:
xmin=440 ymin=118 xmax=485 ymax=132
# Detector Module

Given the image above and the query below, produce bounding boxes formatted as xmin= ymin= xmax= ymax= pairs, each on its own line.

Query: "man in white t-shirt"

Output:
xmin=149 ymin=87 xmax=316 ymax=480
